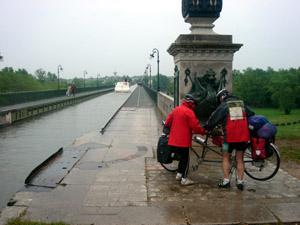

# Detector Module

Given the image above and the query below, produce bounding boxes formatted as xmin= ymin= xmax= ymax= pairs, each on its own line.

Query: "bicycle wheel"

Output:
xmin=160 ymin=147 xmax=201 ymax=172
xmin=244 ymin=143 xmax=280 ymax=181
xmin=160 ymin=161 xmax=179 ymax=172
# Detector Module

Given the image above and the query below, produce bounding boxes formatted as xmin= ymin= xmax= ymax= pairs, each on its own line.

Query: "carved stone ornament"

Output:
xmin=185 ymin=67 xmax=228 ymax=118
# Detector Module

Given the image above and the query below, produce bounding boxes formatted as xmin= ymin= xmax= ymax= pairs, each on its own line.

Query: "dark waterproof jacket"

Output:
xmin=205 ymin=96 xmax=255 ymax=143
xmin=165 ymin=101 xmax=205 ymax=147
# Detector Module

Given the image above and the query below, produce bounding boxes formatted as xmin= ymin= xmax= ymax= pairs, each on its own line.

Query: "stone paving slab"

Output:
xmin=266 ymin=202 xmax=300 ymax=223
xmin=146 ymin=158 xmax=300 ymax=202
xmin=145 ymin=156 xmax=300 ymax=224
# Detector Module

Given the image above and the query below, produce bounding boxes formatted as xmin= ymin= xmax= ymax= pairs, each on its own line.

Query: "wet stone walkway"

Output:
xmin=1 ymin=86 xmax=300 ymax=225
xmin=146 ymin=158 xmax=300 ymax=203
xmin=146 ymin=156 xmax=300 ymax=224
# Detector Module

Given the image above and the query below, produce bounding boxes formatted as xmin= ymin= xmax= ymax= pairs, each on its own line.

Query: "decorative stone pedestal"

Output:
xmin=168 ymin=33 xmax=242 ymax=98
xmin=167 ymin=18 xmax=242 ymax=118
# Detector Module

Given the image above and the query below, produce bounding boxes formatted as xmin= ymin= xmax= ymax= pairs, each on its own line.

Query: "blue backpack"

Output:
xmin=248 ymin=115 xmax=277 ymax=139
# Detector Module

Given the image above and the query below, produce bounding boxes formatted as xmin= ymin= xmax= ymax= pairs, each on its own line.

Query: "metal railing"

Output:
xmin=0 ymin=85 xmax=114 ymax=107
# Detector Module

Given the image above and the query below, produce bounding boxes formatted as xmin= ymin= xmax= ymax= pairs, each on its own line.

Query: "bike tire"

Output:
xmin=160 ymin=147 xmax=201 ymax=172
xmin=244 ymin=143 xmax=280 ymax=181
xmin=160 ymin=161 xmax=179 ymax=172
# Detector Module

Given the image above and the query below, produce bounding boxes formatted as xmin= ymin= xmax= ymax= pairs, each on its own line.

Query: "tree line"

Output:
xmin=233 ymin=67 xmax=300 ymax=114
xmin=142 ymin=67 xmax=300 ymax=114
xmin=0 ymin=67 xmax=132 ymax=93
xmin=1 ymin=66 xmax=299 ymax=114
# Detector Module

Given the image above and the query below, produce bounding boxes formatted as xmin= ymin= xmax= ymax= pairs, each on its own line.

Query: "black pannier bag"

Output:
xmin=156 ymin=134 xmax=173 ymax=164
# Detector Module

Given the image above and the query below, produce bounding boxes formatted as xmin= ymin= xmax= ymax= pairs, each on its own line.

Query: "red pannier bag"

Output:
xmin=212 ymin=136 xmax=224 ymax=147
xmin=251 ymin=137 xmax=266 ymax=160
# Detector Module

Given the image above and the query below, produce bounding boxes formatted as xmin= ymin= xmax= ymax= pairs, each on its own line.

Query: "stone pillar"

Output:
xmin=168 ymin=33 xmax=242 ymax=100
xmin=167 ymin=1 xmax=242 ymax=118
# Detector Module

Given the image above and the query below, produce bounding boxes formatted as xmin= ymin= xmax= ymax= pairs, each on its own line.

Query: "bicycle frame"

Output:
xmin=192 ymin=135 xmax=223 ymax=164
xmin=161 ymin=134 xmax=280 ymax=181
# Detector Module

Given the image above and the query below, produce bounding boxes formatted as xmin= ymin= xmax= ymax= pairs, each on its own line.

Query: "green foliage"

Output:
xmin=0 ymin=67 xmax=128 ymax=93
xmin=35 ymin=68 xmax=47 ymax=83
xmin=150 ymin=74 xmax=173 ymax=94
xmin=254 ymin=108 xmax=300 ymax=124
xmin=269 ymin=71 xmax=299 ymax=114
xmin=233 ymin=68 xmax=272 ymax=107
xmin=233 ymin=67 xmax=300 ymax=114
xmin=72 ymin=77 xmax=84 ymax=88
xmin=46 ymin=72 xmax=58 ymax=82
xmin=0 ymin=67 xmax=43 ymax=92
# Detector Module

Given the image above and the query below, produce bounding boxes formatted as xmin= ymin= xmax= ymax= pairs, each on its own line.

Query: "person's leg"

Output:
xmin=222 ymin=152 xmax=231 ymax=179
xmin=179 ymin=147 xmax=195 ymax=185
xmin=218 ymin=148 xmax=231 ymax=188
xmin=236 ymin=150 xmax=245 ymax=181
xmin=235 ymin=143 xmax=248 ymax=191
xmin=218 ymin=142 xmax=231 ymax=188
xmin=170 ymin=147 xmax=182 ymax=180
xmin=177 ymin=147 xmax=189 ymax=178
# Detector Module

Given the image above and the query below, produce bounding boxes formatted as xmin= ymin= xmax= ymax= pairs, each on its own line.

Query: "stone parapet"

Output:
xmin=157 ymin=92 xmax=174 ymax=118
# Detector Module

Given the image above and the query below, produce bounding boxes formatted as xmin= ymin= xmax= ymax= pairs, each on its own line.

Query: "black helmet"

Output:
xmin=216 ymin=89 xmax=229 ymax=104
xmin=216 ymin=89 xmax=229 ymax=102
xmin=184 ymin=93 xmax=197 ymax=104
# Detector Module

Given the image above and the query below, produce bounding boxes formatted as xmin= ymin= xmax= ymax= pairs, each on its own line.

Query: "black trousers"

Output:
xmin=170 ymin=146 xmax=190 ymax=178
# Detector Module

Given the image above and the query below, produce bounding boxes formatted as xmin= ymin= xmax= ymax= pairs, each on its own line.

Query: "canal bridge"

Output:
xmin=0 ymin=85 xmax=299 ymax=225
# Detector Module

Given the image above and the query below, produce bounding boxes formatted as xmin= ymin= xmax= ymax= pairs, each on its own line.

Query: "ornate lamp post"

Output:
xmin=146 ymin=64 xmax=152 ymax=88
xmin=83 ymin=70 xmax=87 ymax=88
xmin=150 ymin=48 xmax=160 ymax=91
xmin=57 ymin=65 xmax=63 ymax=90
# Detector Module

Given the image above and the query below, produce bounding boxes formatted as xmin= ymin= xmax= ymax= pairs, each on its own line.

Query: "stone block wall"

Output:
xmin=157 ymin=92 xmax=174 ymax=118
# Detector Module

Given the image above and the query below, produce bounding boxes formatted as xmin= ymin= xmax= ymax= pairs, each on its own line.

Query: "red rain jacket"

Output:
xmin=225 ymin=111 xmax=250 ymax=143
xmin=165 ymin=101 xmax=205 ymax=147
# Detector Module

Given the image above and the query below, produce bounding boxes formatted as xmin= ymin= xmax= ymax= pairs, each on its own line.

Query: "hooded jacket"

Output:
xmin=165 ymin=101 xmax=205 ymax=147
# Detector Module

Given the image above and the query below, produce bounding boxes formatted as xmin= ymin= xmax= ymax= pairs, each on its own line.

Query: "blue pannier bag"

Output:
xmin=257 ymin=122 xmax=277 ymax=139
xmin=248 ymin=115 xmax=277 ymax=139
xmin=248 ymin=115 xmax=269 ymax=131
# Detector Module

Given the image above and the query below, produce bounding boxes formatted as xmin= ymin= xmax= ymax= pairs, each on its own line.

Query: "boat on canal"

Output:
xmin=114 ymin=81 xmax=130 ymax=93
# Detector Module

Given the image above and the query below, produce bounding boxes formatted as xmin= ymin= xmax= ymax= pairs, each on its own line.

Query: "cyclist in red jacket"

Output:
xmin=205 ymin=89 xmax=255 ymax=190
xmin=165 ymin=94 xmax=205 ymax=185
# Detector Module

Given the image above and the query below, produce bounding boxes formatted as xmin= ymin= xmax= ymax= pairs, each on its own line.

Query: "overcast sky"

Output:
xmin=0 ymin=0 xmax=299 ymax=79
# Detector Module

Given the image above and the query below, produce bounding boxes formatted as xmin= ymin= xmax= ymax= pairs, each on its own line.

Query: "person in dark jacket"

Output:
xmin=205 ymin=89 xmax=255 ymax=190
xmin=165 ymin=94 xmax=205 ymax=185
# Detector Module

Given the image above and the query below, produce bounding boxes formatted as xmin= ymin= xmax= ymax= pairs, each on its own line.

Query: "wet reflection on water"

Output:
xmin=0 ymin=90 xmax=133 ymax=209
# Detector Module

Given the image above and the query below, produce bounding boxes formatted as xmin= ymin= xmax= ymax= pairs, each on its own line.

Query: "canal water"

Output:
xmin=0 ymin=87 xmax=135 ymax=209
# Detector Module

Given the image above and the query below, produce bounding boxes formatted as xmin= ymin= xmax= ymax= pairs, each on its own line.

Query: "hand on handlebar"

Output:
xmin=205 ymin=127 xmax=223 ymax=137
